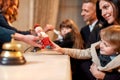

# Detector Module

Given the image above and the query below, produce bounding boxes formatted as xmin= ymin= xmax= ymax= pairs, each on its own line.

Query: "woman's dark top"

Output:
xmin=0 ymin=14 xmax=30 ymax=35
xmin=0 ymin=26 xmax=16 ymax=52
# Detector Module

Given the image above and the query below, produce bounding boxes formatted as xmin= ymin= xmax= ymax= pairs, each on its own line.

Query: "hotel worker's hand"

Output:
xmin=14 ymin=33 xmax=42 ymax=48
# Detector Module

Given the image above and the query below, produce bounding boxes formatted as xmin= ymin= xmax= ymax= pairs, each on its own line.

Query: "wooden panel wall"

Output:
xmin=57 ymin=0 xmax=85 ymax=30
xmin=33 ymin=0 xmax=60 ymax=39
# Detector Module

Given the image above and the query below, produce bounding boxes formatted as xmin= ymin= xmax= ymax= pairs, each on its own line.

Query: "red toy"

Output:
xmin=34 ymin=24 xmax=54 ymax=49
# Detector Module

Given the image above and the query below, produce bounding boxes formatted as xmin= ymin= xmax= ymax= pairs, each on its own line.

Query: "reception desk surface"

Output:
xmin=0 ymin=51 xmax=72 ymax=80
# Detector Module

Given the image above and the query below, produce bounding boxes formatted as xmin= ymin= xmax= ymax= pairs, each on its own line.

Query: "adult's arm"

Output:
xmin=0 ymin=14 xmax=30 ymax=35
xmin=0 ymin=26 xmax=15 ymax=43
xmin=0 ymin=26 xmax=41 ymax=47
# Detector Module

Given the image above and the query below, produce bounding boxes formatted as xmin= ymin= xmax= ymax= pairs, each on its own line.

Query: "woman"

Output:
xmin=0 ymin=0 xmax=31 ymax=34
xmin=89 ymin=0 xmax=120 ymax=43
xmin=0 ymin=0 xmax=39 ymax=52
xmin=97 ymin=0 xmax=120 ymax=25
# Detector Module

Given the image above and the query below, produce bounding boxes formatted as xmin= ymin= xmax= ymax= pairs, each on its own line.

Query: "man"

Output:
xmin=74 ymin=0 xmax=100 ymax=80
xmin=80 ymin=0 xmax=99 ymax=48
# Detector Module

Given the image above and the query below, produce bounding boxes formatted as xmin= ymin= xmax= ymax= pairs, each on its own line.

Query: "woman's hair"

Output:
xmin=59 ymin=19 xmax=84 ymax=49
xmin=96 ymin=0 xmax=120 ymax=24
xmin=82 ymin=0 xmax=97 ymax=4
xmin=0 ymin=0 xmax=19 ymax=23
xmin=100 ymin=25 xmax=120 ymax=53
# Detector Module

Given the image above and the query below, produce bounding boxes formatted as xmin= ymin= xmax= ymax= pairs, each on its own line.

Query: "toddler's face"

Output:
xmin=99 ymin=39 xmax=116 ymax=56
xmin=34 ymin=27 xmax=43 ymax=37
xmin=60 ymin=27 xmax=72 ymax=37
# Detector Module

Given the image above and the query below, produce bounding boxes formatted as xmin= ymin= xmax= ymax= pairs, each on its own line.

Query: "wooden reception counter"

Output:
xmin=0 ymin=51 xmax=72 ymax=80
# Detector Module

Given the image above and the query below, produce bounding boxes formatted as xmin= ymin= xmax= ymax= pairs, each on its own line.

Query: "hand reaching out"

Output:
xmin=50 ymin=41 xmax=64 ymax=54
xmin=44 ymin=24 xmax=55 ymax=32
xmin=14 ymin=33 xmax=42 ymax=48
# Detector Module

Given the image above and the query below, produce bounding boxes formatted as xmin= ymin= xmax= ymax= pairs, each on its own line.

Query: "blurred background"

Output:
xmin=13 ymin=0 xmax=85 ymax=51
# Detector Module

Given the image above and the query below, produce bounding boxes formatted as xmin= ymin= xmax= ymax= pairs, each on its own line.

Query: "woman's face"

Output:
xmin=99 ymin=0 xmax=115 ymax=24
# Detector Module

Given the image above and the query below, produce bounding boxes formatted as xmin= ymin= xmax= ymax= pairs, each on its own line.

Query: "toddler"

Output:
xmin=34 ymin=24 xmax=53 ymax=49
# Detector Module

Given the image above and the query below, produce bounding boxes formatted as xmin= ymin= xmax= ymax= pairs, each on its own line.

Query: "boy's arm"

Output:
xmin=63 ymin=48 xmax=92 ymax=59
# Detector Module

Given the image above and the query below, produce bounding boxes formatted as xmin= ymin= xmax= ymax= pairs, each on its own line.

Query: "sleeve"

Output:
xmin=53 ymin=29 xmax=63 ymax=40
xmin=53 ymin=29 xmax=60 ymax=35
xmin=0 ymin=26 xmax=16 ymax=43
xmin=55 ymin=32 xmax=73 ymax=48
xmin=63 ymin=48 xmax=92 ymax=59
xmin=56 ymin=39 xmax=73 ymax=48
xmin=0 ymin=14 xmax=30 ymax=35
xmin=104 ymin=71 xmax=120 ymax=80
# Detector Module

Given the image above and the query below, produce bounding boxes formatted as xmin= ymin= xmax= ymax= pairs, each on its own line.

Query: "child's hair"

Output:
xmin=100 ymin=25 xmax=120 ymax=53
xmin=59 ymin=19 xmax=84 ymax=49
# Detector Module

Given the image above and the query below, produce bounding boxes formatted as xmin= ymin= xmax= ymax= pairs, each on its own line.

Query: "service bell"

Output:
xmin=0 ymin=35 xmax=26 ymax=65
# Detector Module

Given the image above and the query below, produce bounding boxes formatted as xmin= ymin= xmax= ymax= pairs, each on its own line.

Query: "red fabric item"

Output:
xmin=41 ymin=37 xmax=53 ymax=49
